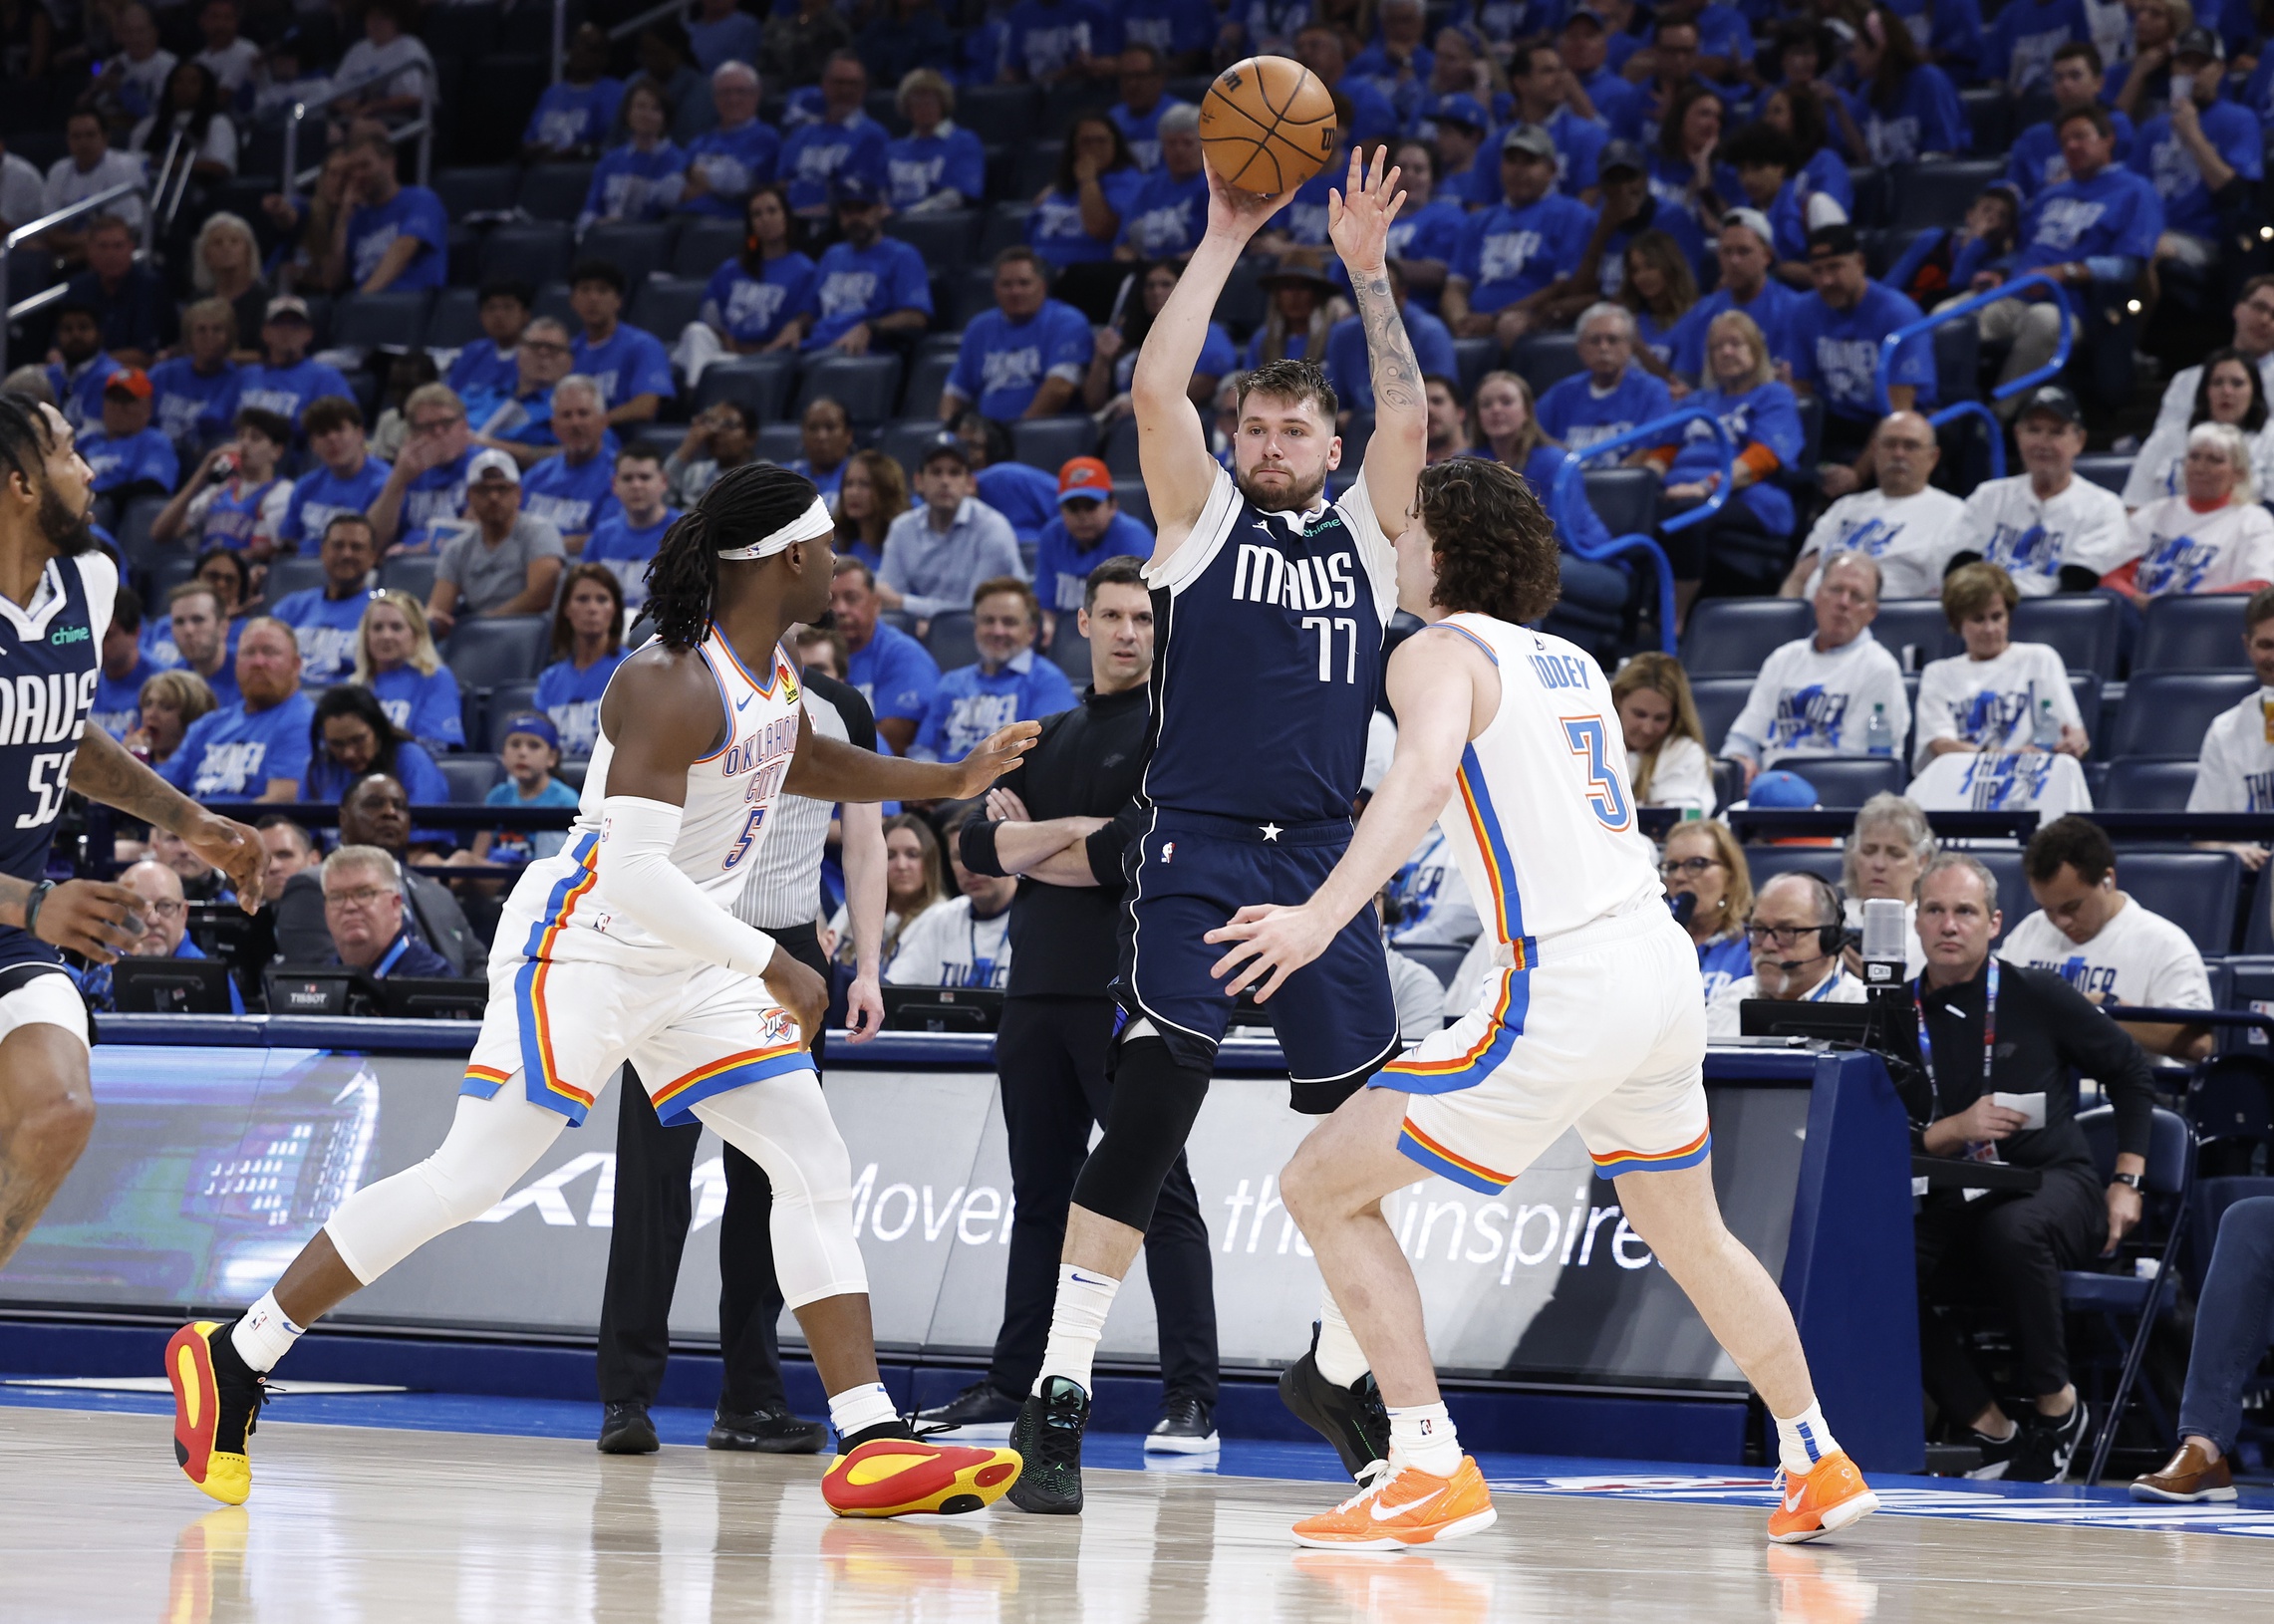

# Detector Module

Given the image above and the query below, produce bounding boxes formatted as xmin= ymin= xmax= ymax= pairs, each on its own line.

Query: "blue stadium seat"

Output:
xmin=980 ymin=200 xmax=1029 ymax=260
xmin=426 ymin=286 xmax=483 ymax=351
xmin=582 ymin=220 xmax=677 ymax=288
xmin=1452 ymin=336 xmax=1496 ymax=400
xmin=2135 ymin=594 xmax=2250 ymax=673
xmin=1774 ymin=755 xmax=1907 ymax=808
xmin=754 ymin=422 xmax=802 ymax=462
xmin=1680 ymin=597 xmax=1813 ymax=675
xmin=876 ymin=418 xmax=944 ymax=475
xmin=262 ymin=556 xmax=329 ymax=602
xmin=1871 ymin=599 xmax=1956 ymax=669
xmin=532 ymin=280 xmax=575 ymax=328
xmin=2105 ymin=672 xmax=2258 ymax=758
xmin=628 ymin=276 xmax=706 ymax=340
xmin=1112 ymin=479 xmax=1152 ymax=528
xmin=905 ymin=351 xmax=960 ymax=419
xmin=1104 ymin=412 xmax=1141 ymax=477
xmin=437 ymin=753 xmax=505 ymax=804
xmin=2115 ymin=850 xmax=2242 ymax=955
xmin=884 ymin=209 xmax=981 ymax=274
xmin=2072 ymin=453 xmax=2132 ymax=495
xmin=484 ymin=679 xmax=543 ymax=750
xmin=1218 ymin=257 xmax=1267 ymax=335
xmin=518 ymin=162 xmax=595 ymax=223
xmin=695 ymin=355 xmax=796 ymax=421
xmin=1976 ymin=850 xmax=2032 ymax=937
xmin=1580 ymin=467 xmax=1656 ymax=537
xmin=1744 ymin=846 xmax=1844 ymax=889
xmin=1890 ymin=159 xmax=2006 ymax=231
xmin=433 ymin=165 xmax=517 ymax=218
xmin=2070 ymin=671 xmax=2102 ymax=741
xmin=444 ymin=616 xmax=551 ymax=687
xmin=1011 ymin=141 xmax=1067 ymax=201
xmin=382 ymin=555 xmax=438 ymax=602
xmin=480 ymin=222 xmax=574 ymax=288
xmin=1011 ymin=415 xmax=1097 ymax=474
xmin=797 ymin=356 xmax=904 ymax=427
xmin=957 ymin=85 xmax=1043 ymax=145
xmin=2012 ymin=594 xmax=2119 ymax=677
xmin=1398 ymin=943 xmax=1470 ymax=988
xmin=1047 ymin=625 xmax=1090 ymax=681
xmin=948 ymin=264 xmax=1000 ymax=327
xmin=925 ymin=611 xmax=977 ymax=671
xmin=1688 ymin=675 xmax=1758 ymax=754
xmin=1512 ymin=332 xmax=1582 ymax=396
xmin=671 ymin=217 xmax=745 ymax=279
xmin=1960 ymin=86 xmax=2012 ymax=154
xmin=329 ymin=290 xmax=431 ymax=353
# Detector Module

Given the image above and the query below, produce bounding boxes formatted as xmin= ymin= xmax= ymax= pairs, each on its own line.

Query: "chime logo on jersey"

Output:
xmin=1770 ymin=682 xmax=1848 ymax=748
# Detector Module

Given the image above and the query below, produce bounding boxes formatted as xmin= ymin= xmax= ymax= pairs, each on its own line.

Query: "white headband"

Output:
xmin=714 ymin=496 xmax=833 ymax=560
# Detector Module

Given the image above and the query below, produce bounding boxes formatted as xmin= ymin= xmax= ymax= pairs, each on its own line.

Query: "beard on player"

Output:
xmin=39 ymin=484 xmax=99 ymax=557
xmin=1234 ymin=456 xmax=1329 ymax=514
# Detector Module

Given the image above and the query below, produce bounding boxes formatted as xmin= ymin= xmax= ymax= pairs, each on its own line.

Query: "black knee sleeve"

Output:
xmin=1069 ymin=1037 xmax=1211 ymax=1232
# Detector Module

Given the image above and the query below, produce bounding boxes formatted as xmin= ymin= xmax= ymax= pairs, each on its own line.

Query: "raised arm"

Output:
xmin=1134 ymin=162 xmax=1296 ymax=565
xmin=782 ymin=708 xmax=1037 ymax=802
xmin=1205 ymin=627 xmax=1489 ymax=997
xmin=1329 ymin=147 xmax=1423 ymax=536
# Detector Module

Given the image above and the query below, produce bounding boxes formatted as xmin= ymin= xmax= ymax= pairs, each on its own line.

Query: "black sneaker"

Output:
xmin=709 ymin=1405 xmax=829 ymax=1454
xmin=837 ymin=1416 xmax=923 ymax=1451
xmin=1144 ymin=1393 xmax=1220 ymax=1455
xmin=2009 ymin=1401 xmax=2090 ymax=1484
xmin=1962 ymin=1424 xmax=2023 ymax=1480
xmin=1279 ymin=1347 xmax=1390 ymax=1480
xmin=1006 ymin=1376 xmax=1090 ymax=1514
xmin=598 ymin=1402 xmax=660 ymax=1455
xmin=913 ymin=1378 xmax=1023 ymax=1439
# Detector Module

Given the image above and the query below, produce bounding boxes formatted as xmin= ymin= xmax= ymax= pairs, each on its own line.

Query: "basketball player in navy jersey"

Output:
xmin=0 ymin=396 xmax=267 ymax=1270
xmin=1002 ymin=149 xmax=1426 ymax=1513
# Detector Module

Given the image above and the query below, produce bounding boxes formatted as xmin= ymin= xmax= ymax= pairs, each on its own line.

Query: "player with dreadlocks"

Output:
xmin=0 ymin=394 xmax=266 ymax=1272
xmin=166 ymin=461 xmax=1039 ymax=1516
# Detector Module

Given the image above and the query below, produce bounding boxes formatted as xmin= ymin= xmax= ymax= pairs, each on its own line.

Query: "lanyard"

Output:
xmin=1913 ymin=957 xmax=1997 ymax=1098
xmin=376 ymin=935 xmax=412 ymax=977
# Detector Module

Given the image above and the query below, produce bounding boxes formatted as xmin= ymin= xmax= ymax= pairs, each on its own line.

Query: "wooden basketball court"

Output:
xmin=3 ymin=1405 xmax=2268 ymax=1622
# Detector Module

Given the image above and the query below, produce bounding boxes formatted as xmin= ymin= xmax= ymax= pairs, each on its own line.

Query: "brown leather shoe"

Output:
xmin=2130 ymin=1441 xmax=2237 ymax=1503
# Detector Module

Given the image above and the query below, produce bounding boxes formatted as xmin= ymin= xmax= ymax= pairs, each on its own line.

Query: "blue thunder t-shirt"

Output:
xmin=92 ymin=653 xmax=156 ymax=740
xmin=583 ymin=509 xmax=680 ymax=615
xmin=1790 ymin=280 xmax=1937 ymax=427
xmin=162 ymin=691 xmax=316 ymax=799
xmin=520 ymin=450 xmax=619 ymax=541
xmin=2013 ymin=164 xmax=2164 ymax=276
xmin=950 ymin=301 xmax=1095 ymax=420
xmin=701 ymin=255 xmax=817 ymax=347
xmin=1115 ymin=167 xmax=1211 ymax=259
xmin=1847 ymin=66 xmax=1965 ymax=164
xmin=1034 ymin=509 xmax=1157 ymax=615
xmin=572 ymin=324 xmax=677 ymax=411
xmin=1323 ymin=309 xmax=1459 ymax=414
xmin=1451 ymin=193 xmax=1595 ymax=312
xmin=147 ymin=358 xmax=242 ymax=444
xmin=369 ymin=664 xmax=465 ymax=748
xmin=270 ymin=588 xmax=369 ymax=686
xmin=235 ymin=358 xmax=355 ymax=429
xmin=2130 ymin=102 xmax=2261 ymax=239
xmin=1669 ymin=279 xmax=1807 ymax=381
xmin=280 ymin=456 xmax=392 ymax=552
xmin=1537 ymin=368 xmax=1676 ymax=459
xmin=524 ymin=76 xmax=624 ymax=151
xmin=445 ymin=341 xmax=519 ymax=403
xmin=1660 ymin=380 xmax=1809 ymax=537
xmin=799 ymin=237 xmax=934 ymax=351
xmin=886 ymin=125 xmax=987 ymax=206
xmin=778 ymin=116 xmax=889 ymax=213
xmin=581 ymin=140 xmax=689 ymax=228
xmin=846 ymin=622 xmax=940 ymax=729
xmin=534 ymin=650 xmax=630 ymax=757
xmin=78 ymin=427 xmax=178 ymax=493
xmin=346 ymin=185 xmax=449 ymax=291
xmin=679 ymin=121 xmax=782 ymax=216
xmin=1029 ymin=170 xmax=1146 ymax=268
xmin=914 ymin=651 xmax=1079 ymax=762
xmin=1140 ymin=466 xmax=1397 ymax=824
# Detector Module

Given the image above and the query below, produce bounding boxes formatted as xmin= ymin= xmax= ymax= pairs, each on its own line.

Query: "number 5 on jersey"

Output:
xmin=1561 ymin=717 xmax=1631 ymax=832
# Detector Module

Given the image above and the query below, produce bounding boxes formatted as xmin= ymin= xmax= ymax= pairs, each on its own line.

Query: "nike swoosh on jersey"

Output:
xmin=1373 ymin=1487 xmax=1443 ymax=1521
xmin=736 ymin=692 xmax=753 ymax=711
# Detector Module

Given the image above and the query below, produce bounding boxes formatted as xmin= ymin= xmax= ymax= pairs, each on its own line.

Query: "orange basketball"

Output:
xmin=1200 ymin=56 xmax=1339 ymax=195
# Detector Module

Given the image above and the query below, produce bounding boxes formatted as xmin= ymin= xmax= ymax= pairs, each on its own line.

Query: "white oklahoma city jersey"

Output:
xmin=1425 ymin=614 xmax=1661 ymax=964
xmin=509 ymin=630 xmax=803 ymax=968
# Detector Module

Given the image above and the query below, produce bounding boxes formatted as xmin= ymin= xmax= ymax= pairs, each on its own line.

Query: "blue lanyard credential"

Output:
xmin=1913 ymin=957 xmax=1997 ymax=1094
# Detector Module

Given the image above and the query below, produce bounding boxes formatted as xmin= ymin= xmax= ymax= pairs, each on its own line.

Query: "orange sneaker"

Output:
xmin=1290 ymin=1457 xmax=1496 ymax=1550
xmin=1767 ymin=1451 xmax=1879 ymax=1544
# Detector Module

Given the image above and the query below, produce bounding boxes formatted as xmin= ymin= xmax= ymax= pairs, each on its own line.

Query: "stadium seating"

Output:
xmin=1743 ymin=846 xmax=1843 ymax=890
xmin=2135 ymin=595 xmax=2250 ymax=673
xmin=437 ymin=753 xmax=505 ymax=804
xmin=925 ymin=611 xmax=978 ymax=672
xmin=1688 ymin=676 xmax=1758 ymax=754
xmin=797 ymin=357 xmax=903 ymax=426
xmin=1397 ymin=943 xmax=1470 ymax=988
xmin=1681 ymin=598 xmax=1812 ymax=675
xmin=443 ymin=617 xmax=551 ymax=687
xmin=956 ymin=85 xmax=1042 ymax=145
xmin=517 ymin=163 xmax=594 ymax=224
xmin=2073 ymin=454 xmax=2133 ymax=495
xmin=696 ymin=356 xmax=797 ymax=421
xmin=629 ymin=277 xmax=707 ymax=340
xmin=1046 ymin=627 xmax=1090 ymax=681
xmin=754 ymin=423 xmax=803 ymax=462
xmin=583 ymin=221 xmax=676 ymax=288
xmin=1011 ymin=416 xmax=1097 ymax=473
xmin=905 ymin=352 xmax=959 ymax=417
xmin=1870 ymin=600 xmax=1957 ymax=669
xmin=426 ymin=287 xmax=484 ymax=351
xmin=483 ymin=680 xmax=543 ymax=750
xmin=885 ymin=211 xmax=981 ymax=274
xmin=2116 ymin=850 xmax=2243 ymax=953
xmin=2104 ymin=672 xmax=2257 ymax=759
xmin=2012 ymin=595 xmax=2120 ymax=677
xmin=1113 ymin=480 xmax=1152 ymax=528
xmin=1777 ymin=756 xmax=1907 ymax=808
xmin=330 ymin=291 xmax=431 ymax=354
xmin=1104 ymin=414 xmax=1142 ymax=478
xmin=1579 ymin=467 xmax=1656 ymax=538
xmin=672 ymin=218 xmax=746 ymax=279
xmin=382 ymin=556 xmax=439 ymax=602
xmin=480 ymin=222 xmax=575 ymax=288
xmin=1512 ymin=332 xmax=1582 ymax=396
xmin=433 ymin=165 xmax=517 ymax=218
xmin=263 ymin=557 xmax=329 ymax=603
xmin=2102 ymin=757 xmax=2199 ymax=809
xmin=1891 ymin=160 xmax=2005 ymax=232
xmin=2070 ymin=671 xmax=2103 ymax=741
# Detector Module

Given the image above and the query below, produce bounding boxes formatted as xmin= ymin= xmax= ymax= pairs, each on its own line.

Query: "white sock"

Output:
xmin=230 ymin=1291 xmax=303 ymax=1374
xmin=827 ymin=1382 xmax=898 ymax=1441
xmin=1033 ymin=1263 xmax=1119 ymax=1396
xmin=1386 ymin=1401 xmax=1461 ymax=1479
xmin=1775 ymin=1402 xmax=1842 ymax=1476
xmin=1313 ymin=1290 xmax=1370 ymax=1388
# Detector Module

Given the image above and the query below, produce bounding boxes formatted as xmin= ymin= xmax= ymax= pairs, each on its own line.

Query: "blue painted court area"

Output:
xmin=5 ymin=1378 xmax=2270 ymax=1536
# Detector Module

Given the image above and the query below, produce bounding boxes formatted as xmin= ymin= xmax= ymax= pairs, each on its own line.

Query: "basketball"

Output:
xmin=1200 ymin=55 xmax=1339 ymax=196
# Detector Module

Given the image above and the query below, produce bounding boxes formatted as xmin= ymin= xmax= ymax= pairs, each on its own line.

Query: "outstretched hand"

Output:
xmin=1204 ymin=903 xmax=1337 ymax=1001
xmin=1204 ymin=157 xmax=1296 ymax=240
xmin=951 ymin=720 xmax=1041 ymax=799
xmin=182 ymin=812 xmax=268 ymax=914
xmin=1326 ymin=146 xmax=1407 ymax=275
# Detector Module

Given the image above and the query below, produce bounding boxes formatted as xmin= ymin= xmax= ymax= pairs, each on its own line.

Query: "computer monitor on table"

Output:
xmin=881 ymin=986 xmax=1004 ymax=1033
xmin=111 ymin=957 xmax=236 ymax=1015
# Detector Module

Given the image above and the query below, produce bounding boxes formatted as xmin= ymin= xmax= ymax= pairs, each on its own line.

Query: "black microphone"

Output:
xmin=1667 ymin=891 xmax=1698 ymax=930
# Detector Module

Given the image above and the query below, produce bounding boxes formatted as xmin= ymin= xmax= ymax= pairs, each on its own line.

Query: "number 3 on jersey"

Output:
xmin=1561 ymin=717 xmax=1631 ymax=832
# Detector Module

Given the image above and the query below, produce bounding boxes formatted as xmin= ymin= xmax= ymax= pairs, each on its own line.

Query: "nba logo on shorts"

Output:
xmin=1161 ymin=842 xmax=1175 ymax=865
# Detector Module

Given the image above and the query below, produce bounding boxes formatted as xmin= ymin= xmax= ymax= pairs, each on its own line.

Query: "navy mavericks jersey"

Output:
xmin=1141 ymin=466 xmax=1398 ymax=825
xmin=0 ymin=554 xmax=114 ymax=964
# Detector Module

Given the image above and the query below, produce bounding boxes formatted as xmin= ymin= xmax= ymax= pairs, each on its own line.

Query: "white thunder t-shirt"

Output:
xmin=2187 ymin=686 xmax=2274 ymax=813
xmin=2002 ymin=898 xmax=2214 ymax=1009
xmin=1723 ymin=633 xmax=1910 ymax=764
xmin=881 ymin=895 xmax=1012 ymax=989
xmin=1955 ymin=473 xmax=2133 ymax=597
xmin=1911 ymin=641 xmax=2082 ymax=768
xmin=2122 ymin=418 xmax=2274 ymax=509
xmin=1632 ymin=733 xmax=1716 ymax=813
xmin=1799 ymin=486 xmax=1969 ymax=599
xmin=2119 ymin=498 xmax=2274 ymax=599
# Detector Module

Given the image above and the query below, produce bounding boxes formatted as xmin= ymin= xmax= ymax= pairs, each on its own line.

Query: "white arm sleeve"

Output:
xmin=595 ymin=796 xmax=778 ymax=977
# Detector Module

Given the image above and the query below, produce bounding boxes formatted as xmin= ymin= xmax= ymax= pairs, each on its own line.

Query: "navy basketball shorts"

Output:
xmin=1113 ymin=810 xmax=1401 ymax=1113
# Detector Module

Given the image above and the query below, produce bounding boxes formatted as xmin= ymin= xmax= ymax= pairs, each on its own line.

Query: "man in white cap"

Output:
xmin=425 ymin=448 xmax=567 ymax=637
xmin=1670 ymin=210 xmax=1807 ymax=384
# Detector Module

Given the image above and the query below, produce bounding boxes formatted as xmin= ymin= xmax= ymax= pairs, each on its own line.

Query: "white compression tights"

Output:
xmin=323 ymin=1070 xmax=869 ymax=1308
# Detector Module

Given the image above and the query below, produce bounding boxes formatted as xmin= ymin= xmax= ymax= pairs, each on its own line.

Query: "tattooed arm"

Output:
xmin=68 ymin=724 xmax=269 ymax=912
xmin=1326 ymin=147 xmax=1424 ymax=534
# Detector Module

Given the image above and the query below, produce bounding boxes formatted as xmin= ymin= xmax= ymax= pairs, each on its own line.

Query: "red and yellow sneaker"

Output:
xmin=1290 ymin=1457 xmax=1497 ymax=1550
xmin=1767 ymin=1451 xmax=1879 ymax=1544
xmin=821 ymin=1437 xmax=1023 ymax=1518
xmin=165 ymin=1321 xmax=265 ymax=1506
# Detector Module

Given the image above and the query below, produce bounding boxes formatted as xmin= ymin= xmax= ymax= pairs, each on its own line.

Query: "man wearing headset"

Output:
xmin=1705 ymin=871 xmax=1863 ymax=1037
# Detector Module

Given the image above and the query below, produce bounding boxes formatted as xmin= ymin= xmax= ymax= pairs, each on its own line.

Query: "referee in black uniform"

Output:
xmin=919 ymin=557 xmax=1222 ymax=1451
xmin=593 ymin=643 xmax=889 ymax=1453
